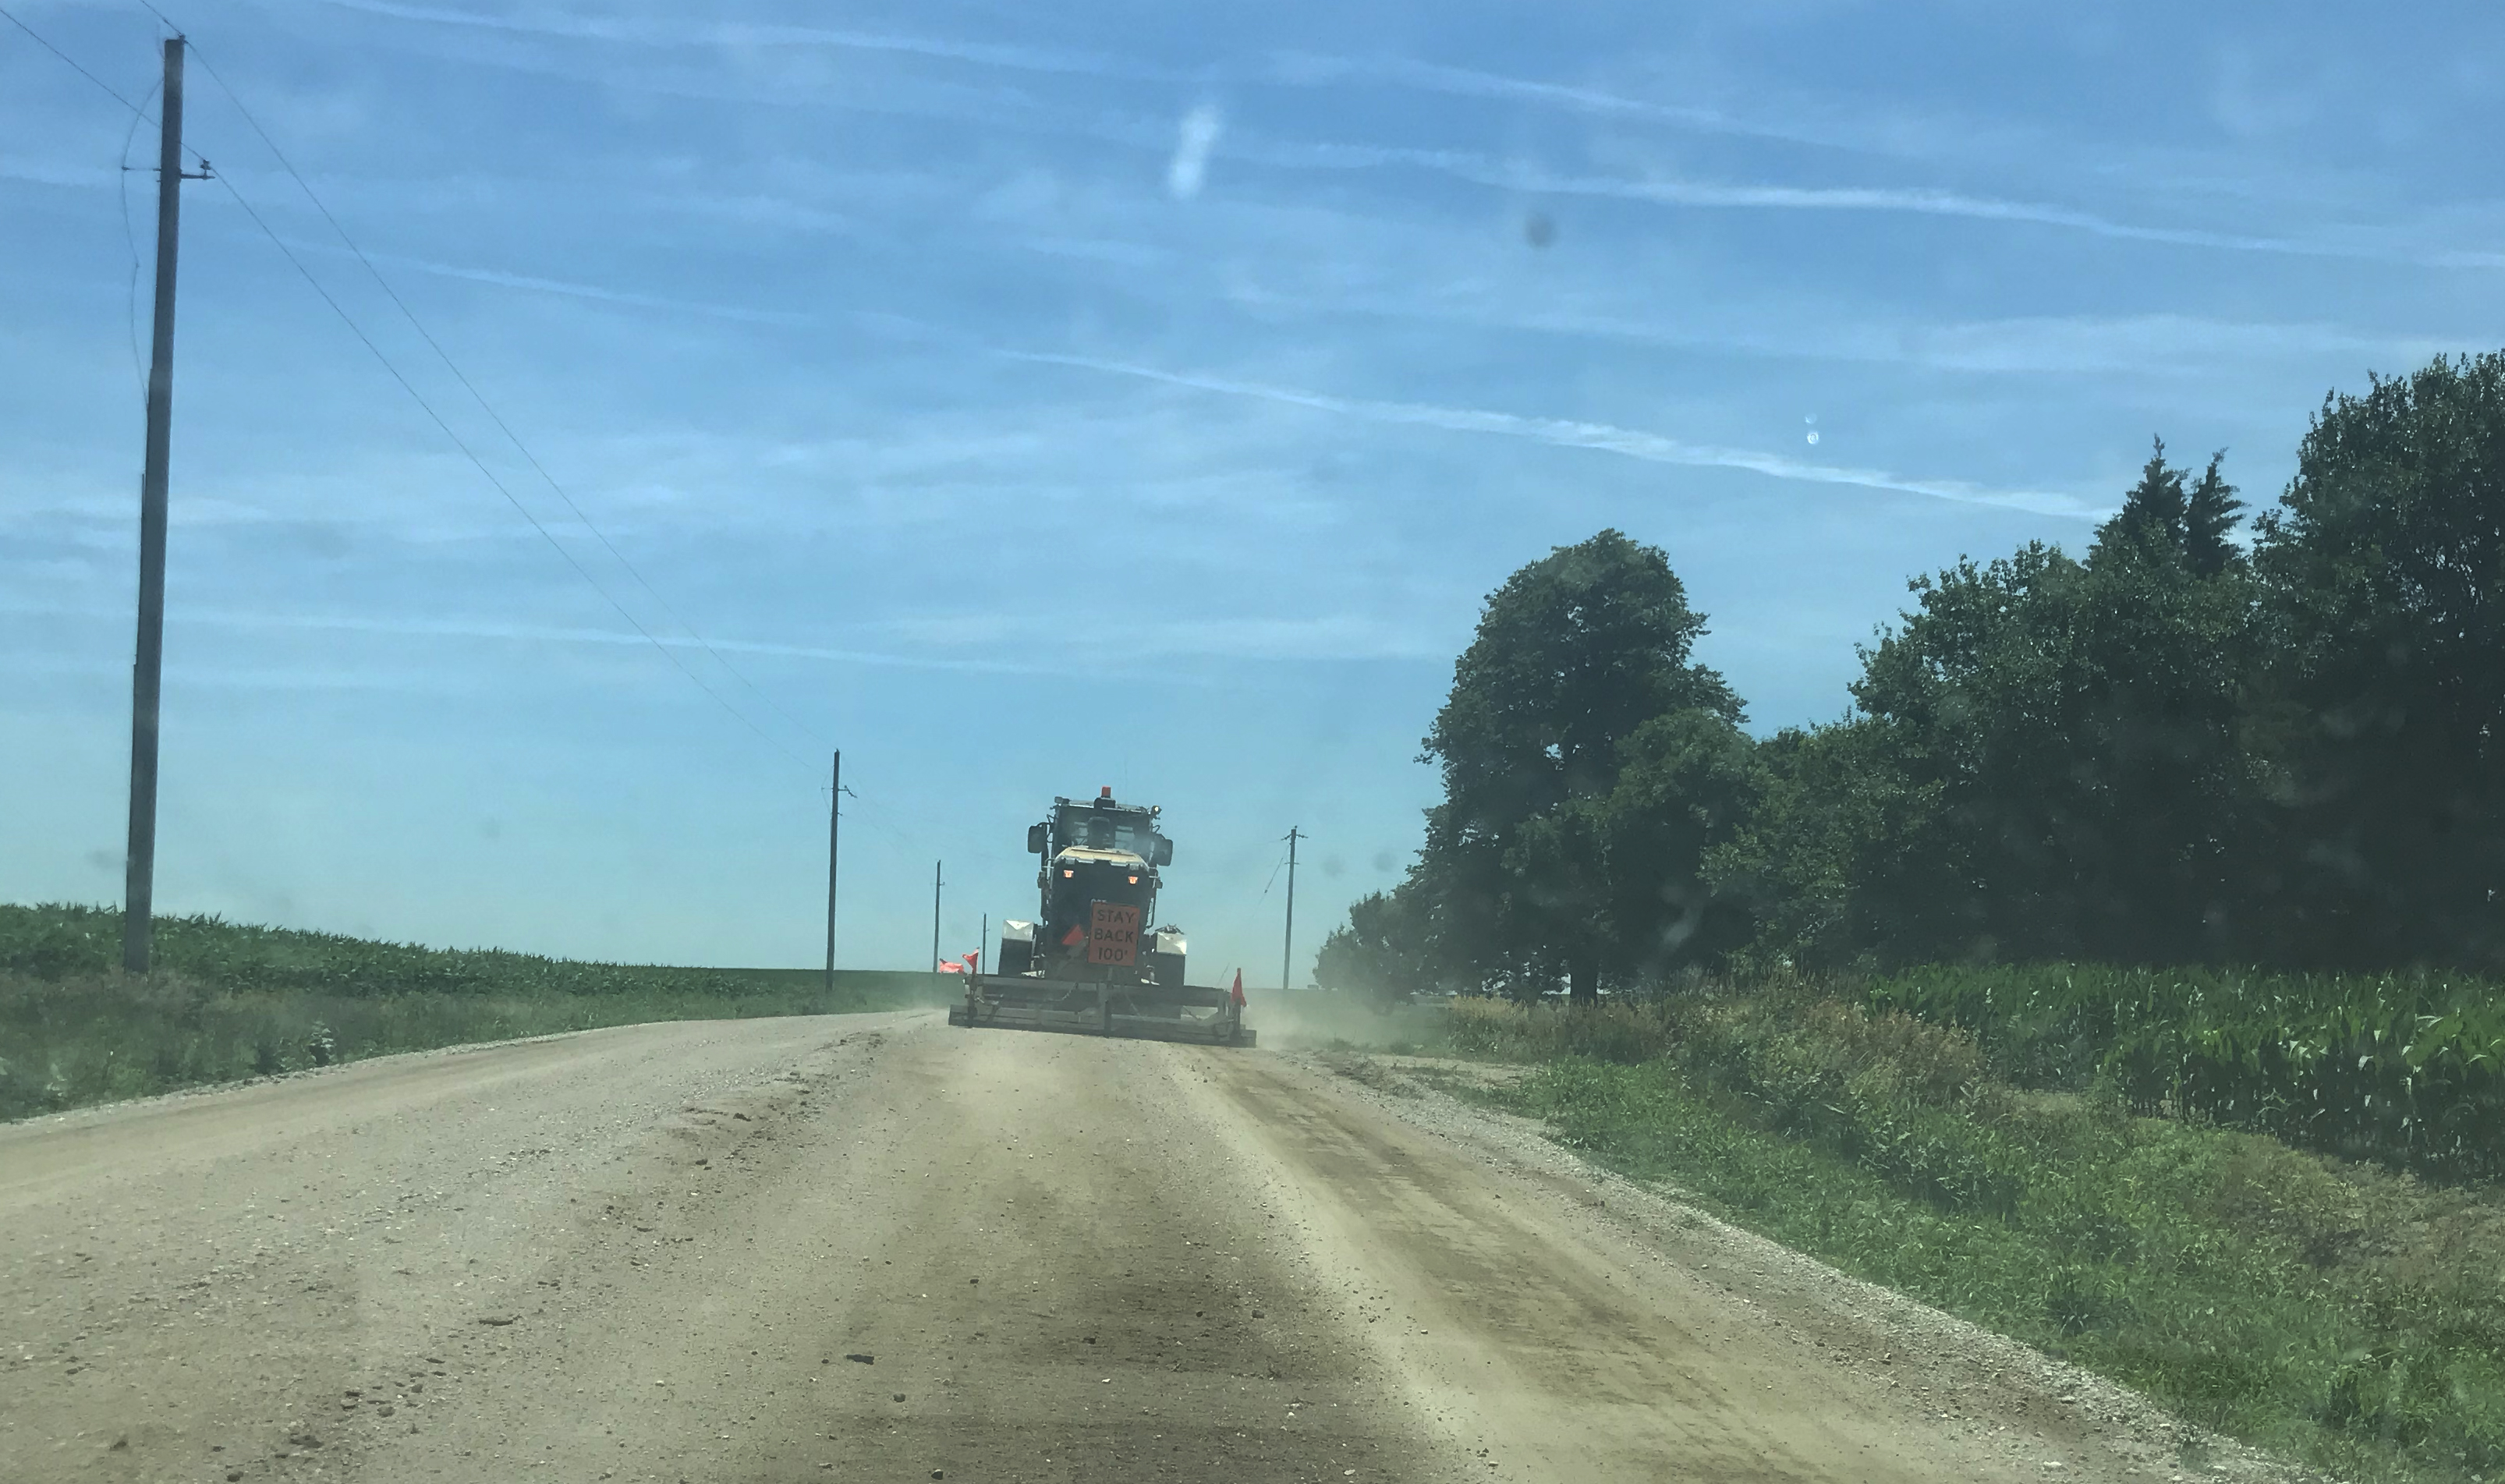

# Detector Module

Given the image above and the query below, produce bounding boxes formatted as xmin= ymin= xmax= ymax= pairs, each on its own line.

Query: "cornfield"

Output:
xmin=1867 ymin=964 xmax=2505 ymax=1179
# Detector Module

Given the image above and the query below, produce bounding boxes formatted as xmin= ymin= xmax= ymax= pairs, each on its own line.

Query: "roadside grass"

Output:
xmin=1444 ymin=995 xmax=2505 ymax=1484
xmin=0 ymin=904 xmax=946 ymax=1121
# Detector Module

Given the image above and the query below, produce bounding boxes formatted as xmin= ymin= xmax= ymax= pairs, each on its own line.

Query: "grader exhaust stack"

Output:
xmin=948 ymin=788 xmax=1254 ymax=1046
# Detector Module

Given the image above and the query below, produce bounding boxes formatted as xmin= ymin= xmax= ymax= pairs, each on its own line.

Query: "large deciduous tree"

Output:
xmin=1415 ymin=530 xmax=1743 ymax=1000
xmin=2249 ymin=353 xmax=2505 ymax=968
xmin=1310 ymin=888 xmax=1433 ymax=1005
xmin=1519 ymin=708 xmax=1763 ymax=979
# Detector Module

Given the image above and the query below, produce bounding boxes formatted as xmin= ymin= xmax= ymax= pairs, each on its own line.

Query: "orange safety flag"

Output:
xmin=1229 ymin=969 xmax=1245 ymax=1007
xmin=937 ymin=960 xmax=967 ymax=975
xmin=1061 ymin=923 xmax=1086 ymax=947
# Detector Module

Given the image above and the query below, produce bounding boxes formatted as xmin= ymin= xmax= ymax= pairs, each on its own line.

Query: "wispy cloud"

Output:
xmin=297 ymin=241 xmax=810 ymax=324
xmin=1519 ymin=172 xmax=2502 ymax=270
xmin=0 ymin=600 xmax=1084 ymax=677
xmin=3 ymin=651 xmax=477 ymax=694
xmin=5 ymin=597 xmax=1415 ymax=673
xmin=306 ymin=1 xmax=2504 ymax=271
xmin=314 ymin=0 xmax=1170 ymax=80
xmin=876 ymin=610 xmax=1442 ymax=661
xmin=1253 ymin=52 xmax=1860 ymax=154
xmin=1167 ymin=104 xmax=1223 ymax=200
xmin=1241 ymin=147 xmax=2505 ymax=271
xmin=0 ymin=155 xmax=117 ymax=189
xmin=1222 ymin=285 xmax=2466 ymax=377
xmin=315 ymin=0 xmax=1931 ymax=163
xmin=1002 ymin=352 xmax=2099 ymax=518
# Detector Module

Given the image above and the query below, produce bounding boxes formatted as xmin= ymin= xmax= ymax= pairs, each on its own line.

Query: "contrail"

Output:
xmin=282 ymin=239 xmax=812 ymax=325
xmin=318 ymin=0 xmax=1869 ymax=154
xmin=316 ymin=0 xmax=2494 ymax=269
xmin=314 ymin=0 xmax=1163 ymax=80
xmin=1257 ymin=52 xmax=1833 ymax=149
xmin=0 ymin=600 xmax=1100 ymax=678
xmin=1004 ymin=351 xmax=2101 ymax=518
xmin=1428 ymin=163 xmax=2505 ymax=270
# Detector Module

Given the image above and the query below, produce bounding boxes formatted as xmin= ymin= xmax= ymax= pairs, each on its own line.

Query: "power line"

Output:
xmin=1260 ymin=842 xmax=1292 ymax=896
xmin=204 ymin=167 xmax=813 ymax=769
xmin=118 ymin=76 xmax=163 ymax=398
xmin=6 ymin=2 xmax=818 ymax=772
xmin=0 ymin=1 xmax=165 ymax=409
xmin=848 ymin=786 xmax=999 ymax=866
xmin=845 ymin=799 xmax=922 ymax=853
xmin=132 ymin=2 xmax=830 ymax=753
xmin=0 ymin=2 xmax=144 ymax=112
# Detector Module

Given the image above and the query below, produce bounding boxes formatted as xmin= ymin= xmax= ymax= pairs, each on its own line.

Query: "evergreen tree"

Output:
xmin=2184 ymin=452 xmax=2246 ymax=577
xmin=2092 ymin=437 xmax=2191 ymax=563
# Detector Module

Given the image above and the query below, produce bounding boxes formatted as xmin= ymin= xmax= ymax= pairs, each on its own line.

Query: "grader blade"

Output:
xmin=948 ymin=973 xmax=1254 ymax=1046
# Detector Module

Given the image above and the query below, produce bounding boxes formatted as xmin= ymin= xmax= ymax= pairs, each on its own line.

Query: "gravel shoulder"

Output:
xmin=1281 ymin=1048 xmax=2325 ymax=1484
xmin=2 ymin=1015 xmax=2308 ymax=1482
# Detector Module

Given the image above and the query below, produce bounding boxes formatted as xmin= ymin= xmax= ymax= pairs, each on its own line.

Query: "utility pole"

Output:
xmin=1281 ymin=826 xmax=1302 ymax=992
xmin=123 ymin=37 xmax=210 ymax=975
xmin=824 ymin=750 xmax=841 ymax=996
xmin=931 ymin=861 xmax=944 ymax=978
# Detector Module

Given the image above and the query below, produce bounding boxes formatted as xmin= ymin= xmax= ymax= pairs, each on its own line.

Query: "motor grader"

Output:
xmin=947 ymin=788 xmax=1253 ymax=1045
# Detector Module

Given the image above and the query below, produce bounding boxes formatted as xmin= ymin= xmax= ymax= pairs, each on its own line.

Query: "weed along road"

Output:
xmin=3 ymin=1013 xmax=2216 ymax=1484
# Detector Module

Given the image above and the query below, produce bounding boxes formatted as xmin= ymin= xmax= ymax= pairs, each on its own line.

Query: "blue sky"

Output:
xmin=6 ymin=1 xmax=2503 ymax=976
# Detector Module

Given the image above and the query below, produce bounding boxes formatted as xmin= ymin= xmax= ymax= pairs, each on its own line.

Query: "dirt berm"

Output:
xmin=0 ymin=1011 xmax=2305 ymax=1482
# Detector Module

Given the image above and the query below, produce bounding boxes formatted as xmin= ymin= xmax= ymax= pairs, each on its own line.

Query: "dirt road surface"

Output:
xmin=3 ymin=1013 xmax=2243 ymax=1483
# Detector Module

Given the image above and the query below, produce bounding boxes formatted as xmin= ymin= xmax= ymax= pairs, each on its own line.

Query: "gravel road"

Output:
xmin=2 ymin=1011 xmax=2259 ymax=1482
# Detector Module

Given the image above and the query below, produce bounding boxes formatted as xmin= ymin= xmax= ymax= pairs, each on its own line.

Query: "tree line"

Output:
xmin=1318 ymin=351 xmax=2505 ymax=1000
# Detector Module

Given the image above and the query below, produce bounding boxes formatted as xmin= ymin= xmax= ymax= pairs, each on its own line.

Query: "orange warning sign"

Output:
xmin=1086 ymin=901 xmax=1142 ymax=966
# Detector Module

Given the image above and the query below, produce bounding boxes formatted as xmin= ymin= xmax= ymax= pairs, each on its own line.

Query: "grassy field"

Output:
xmin=0 ymin=903 xmax=948 ymax=1121
xmin=1401 ymin=993 xmax=2505 ymax=1484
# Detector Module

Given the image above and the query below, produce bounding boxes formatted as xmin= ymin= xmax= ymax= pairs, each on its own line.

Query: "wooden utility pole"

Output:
xmin=1281 ymin=826 xmax=1302 ymax=992
xmin=123 ymin=37 xmax=207 ymax=974
xmin=930 ymin=861 xmax=944 ymax=978
xmin=824 ymin=750 xmax=841 ymax=996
